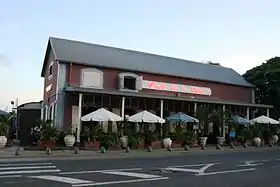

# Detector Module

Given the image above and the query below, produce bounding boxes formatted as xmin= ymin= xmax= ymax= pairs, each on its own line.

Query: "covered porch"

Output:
xmin=64 ymin=86 xmax=273 ymax=145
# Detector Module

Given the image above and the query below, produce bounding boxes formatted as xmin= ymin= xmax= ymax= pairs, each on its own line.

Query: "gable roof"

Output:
xmin=41 ymin=37 xmax=254 ymax=88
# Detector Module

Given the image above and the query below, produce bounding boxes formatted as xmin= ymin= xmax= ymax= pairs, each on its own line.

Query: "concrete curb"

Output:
xmin=0 ymin=146 xmax=278 ymax=163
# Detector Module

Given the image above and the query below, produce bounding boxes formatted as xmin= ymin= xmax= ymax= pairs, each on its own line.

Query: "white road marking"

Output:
xmin=165 ymin=163 xmax=217 ymax=174
xmin=72 ymin=177 xmax=169 ymax=187
xmin=0 ymin=175 xmax=21 ymax=178
xmin=0 ymin=166 xmax=56 ymax=170
xmin=59 ymin=168 xmax=142 ymax=175
xmin=30 ymin=175 xmax=93 ymax=184
xmin=196 ymin=168 xmax=256 ymax=176
xmin=100 ymin=171 xmax=162 ymax=179
xmin=237 ymin=160 xmax=263 ymax=167
xmin=0 ymin=169 xmax=61 ymax=175
xmin=168 ymin=163 xmax=220 ymax=168
xmin=0 ymin=163 xmax=52 ymax=167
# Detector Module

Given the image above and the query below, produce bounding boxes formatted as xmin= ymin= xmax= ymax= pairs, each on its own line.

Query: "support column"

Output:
xmin=121 ymin=97 xmax=125 ymax=120
xmin=222 ymin=105 xmax=226 ymax=137
xmin=160 ymin=100 xmax=164 ymax=139
xmin=266 ymin=108 xmax=270 ymax=117
xmin=160 ymin=100 xmax=163 ymax=118
xmin=194 ymin=103 xmax=197 ymax=117
xmin=77 ymin=93 xmax=83 ymax=144
xmin=246 ymin=107 xmax=250 ymax=119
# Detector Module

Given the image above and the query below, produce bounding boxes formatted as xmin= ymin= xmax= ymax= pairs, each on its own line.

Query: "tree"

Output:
xmin=243 ymin=57 xmax=280 ymax=119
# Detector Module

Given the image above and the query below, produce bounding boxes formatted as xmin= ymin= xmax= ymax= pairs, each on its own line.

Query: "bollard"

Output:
xmin=46 ymin=147 xmax=51 ymax=155
xmin=243 ymin=143 xmax=248 ymax=148
xmin=184 ymin=145 xmax=190 ymax=151
xmin=74 ymin=146 xmax=80 ymax=154
xmin=125 ymin=146 xmax=130 ymax=153
xmin=100 ymin=146 xmax=106 ymax=153
xmin=167 ymin=145 xmax=173 ymax=152
xmin=15 ymin=147 xmax=21 ymax=156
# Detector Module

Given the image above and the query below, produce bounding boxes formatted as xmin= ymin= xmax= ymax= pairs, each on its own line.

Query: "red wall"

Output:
xmin=42 ymin=50 xmax=58 ymax=106
xmin=65 ymin=64 xmax=252 ymax=103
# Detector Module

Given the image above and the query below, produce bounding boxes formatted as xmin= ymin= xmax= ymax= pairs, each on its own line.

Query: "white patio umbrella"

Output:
xmin=127 ymin=110 xmax=165 ymax=123
xmin=250 ymin=115 xmax=279 ymax=125
xmin=81 ymin=108 xmax=122 ymax=122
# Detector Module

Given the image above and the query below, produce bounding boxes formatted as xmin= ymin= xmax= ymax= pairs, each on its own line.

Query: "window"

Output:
xmin=124 ymin=76 xmax=136 ymax=90
xmin=48 ymin=61 xmax=54 ymax=79
xmin=119 ymin=73 xmax=143 ymax=91
xmin=80 ymin=68 xmax=103 ymax=89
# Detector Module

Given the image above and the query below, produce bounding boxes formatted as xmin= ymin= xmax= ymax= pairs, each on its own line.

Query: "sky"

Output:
xmin=0 ymin=0 xmax=280 ymax=111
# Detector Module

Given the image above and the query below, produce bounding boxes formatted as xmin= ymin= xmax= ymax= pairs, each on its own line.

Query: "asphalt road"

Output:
xmin=1 ymin=148 xmax=280 ymax=187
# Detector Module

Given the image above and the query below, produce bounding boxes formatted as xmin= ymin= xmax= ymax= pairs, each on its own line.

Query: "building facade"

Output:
xmin=41 ymin=37 xmax=273 ymax=140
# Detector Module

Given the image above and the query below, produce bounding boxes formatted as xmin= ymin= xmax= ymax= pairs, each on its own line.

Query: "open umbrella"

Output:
xmin=229 ymin=115 xmax=252 ymax=126
xmin=250 ymin=115 xmax=279 ymax=125
xmin=166 ymin=112 xmax=199 ymax=123
xmin=81 ymin=108 xmax=122 ymax=122
xmin=127 ymin=110 xmax=165 ymax=123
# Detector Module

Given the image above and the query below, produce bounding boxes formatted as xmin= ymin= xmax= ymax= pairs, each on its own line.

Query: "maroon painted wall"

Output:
xmin=65 ymin=64 xmax=253 ymax=103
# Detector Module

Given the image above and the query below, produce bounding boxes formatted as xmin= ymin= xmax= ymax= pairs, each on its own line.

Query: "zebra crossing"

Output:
xmin=0 ymin=162 xmax=61 ymax=177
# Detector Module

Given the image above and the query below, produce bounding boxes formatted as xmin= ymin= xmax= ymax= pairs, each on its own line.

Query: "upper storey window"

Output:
xmin=48 ymin=61 xmax=54 ymax=79
xmin=119 ymin=72 xmax=142 ymax=91
xmin=80 ymin=68 xmax=103 ymax=89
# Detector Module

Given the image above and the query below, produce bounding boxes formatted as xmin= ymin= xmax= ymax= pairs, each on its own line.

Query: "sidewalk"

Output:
xmin=0 ymin=146 xmax=278 ymax=162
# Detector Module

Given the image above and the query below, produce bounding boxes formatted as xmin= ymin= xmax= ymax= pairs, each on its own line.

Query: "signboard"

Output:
xmin=142 ymin=80 xmax=211 ymax=96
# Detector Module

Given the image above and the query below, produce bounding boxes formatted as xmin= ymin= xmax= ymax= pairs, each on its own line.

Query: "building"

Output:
xmin=17 ymin=101 xmax=42 ymax=146
xmin=0 ymin=110 xmax=8 ymax=116
xmin=40 ymin=37 xmax=272 ymax=141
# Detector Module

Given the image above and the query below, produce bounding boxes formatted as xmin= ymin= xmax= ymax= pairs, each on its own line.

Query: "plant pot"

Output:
xmin=199 ymin=137 xmax=207 ymax=146
xmin=0 ymin=136 xmax=7 ymax=148
xmin=162 ymin=138 xmax=172 ymax=149
xmin=120 ymin=136 xmax=128 ymax=148
xmin=216 ymin=137 xmax=225 ymax=145
xmin=253 ymin=137 xmax=261 ymax=147
xmin=64 ymin=134 xmax=76 ymax=147
xmin=271 ymin=135 xmax=279 ymax=144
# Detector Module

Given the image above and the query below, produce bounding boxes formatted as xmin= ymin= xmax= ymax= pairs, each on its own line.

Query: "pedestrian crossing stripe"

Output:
xmin=0 ymin=162 xmax=60 ymax=175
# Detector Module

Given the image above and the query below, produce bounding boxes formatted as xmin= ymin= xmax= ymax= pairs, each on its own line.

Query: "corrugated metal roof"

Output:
xmin=0 ymin=110 xmax=8 ymax=116
xmin=46 ymin=37 xmax=254 ymax=87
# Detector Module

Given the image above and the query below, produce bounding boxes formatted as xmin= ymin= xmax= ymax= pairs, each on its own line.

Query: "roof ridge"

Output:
xmin=49 ymin=37 xmax=233 ymax=71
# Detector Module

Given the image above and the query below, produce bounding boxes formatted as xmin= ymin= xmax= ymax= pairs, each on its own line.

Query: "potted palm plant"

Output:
xmin=196 ymin=105 xmax=210 ymax=146
xmin=211 ymin=108 xmax=232 ymax=145
xmin=0 ymin=112 xmax=14 ymax=148
xmin=39 ymin=120 xmax=58 ymax=149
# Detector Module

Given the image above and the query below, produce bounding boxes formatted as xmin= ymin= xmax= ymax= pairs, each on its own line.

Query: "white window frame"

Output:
xmin=80 ymin=68 xmax=104 ymax=89
xmin=48 ymin=61 xmax=54 ymax=80
xmin=119 ymin=72 xmax=142 ymax=92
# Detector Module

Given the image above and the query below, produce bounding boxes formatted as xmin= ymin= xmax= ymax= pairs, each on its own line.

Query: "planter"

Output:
xmin=216 ymin=137 xmax=225 ymax=145
xmin=199 ymin=137 xmax=207 ymax=146
xmin=84 ymin=140 xmax=100 ymax=149
xmin=0 ymin=136 xmax=7 ymax=148
xmin=120 ymin=136 xmax=128 ymax=148
xmin=271 ymin=135 xmax=279 ymax=144
xmin=64 ymin=134 xmax=76 ymax=147
xmin=162 ymin=138 xmax=172 ymax=149
xmin=38 ymin=140 xmax=56 ymax=149
xmin=253 ymin=137 xmax=261 ymax=147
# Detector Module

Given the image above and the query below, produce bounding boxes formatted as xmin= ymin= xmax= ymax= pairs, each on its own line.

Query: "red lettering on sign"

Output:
xmin=170 ymin=85 xmax=178 ymax=92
